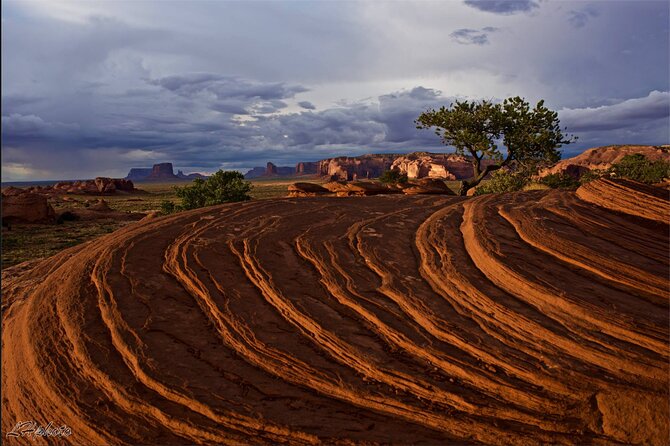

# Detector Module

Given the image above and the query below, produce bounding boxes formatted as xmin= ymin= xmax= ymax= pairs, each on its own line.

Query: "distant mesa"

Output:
xmin=244 ymin=162 xmax=295 ymax=179
xmin=125 ymin=163 xmax=206 ymax=181
xmin=246 ymin=145 xmax=670 ymax=182
xmin=244 ymin=152 xmax=495 ymax=181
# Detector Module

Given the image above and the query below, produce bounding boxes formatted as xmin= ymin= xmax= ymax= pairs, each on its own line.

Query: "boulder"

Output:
xmin=1 ymin=192 xmax=56 ymax=224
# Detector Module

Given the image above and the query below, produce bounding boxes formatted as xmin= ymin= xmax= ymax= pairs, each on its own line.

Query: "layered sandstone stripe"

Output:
xmin=2 ymin=179 xmax=668 ymax=445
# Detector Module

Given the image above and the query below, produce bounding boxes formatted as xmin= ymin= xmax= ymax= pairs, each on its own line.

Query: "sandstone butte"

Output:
xmin=2 ymin=178 xmax=668 ymax=445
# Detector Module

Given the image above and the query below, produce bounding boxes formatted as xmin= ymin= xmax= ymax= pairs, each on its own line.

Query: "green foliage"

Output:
xmin=379 ymin=170 xmax=409 ymax=184
xmin=174 ymin=170 xmax=252 ymax=211
xmin=159 ymin=200 xmax=177 ymax=215
xmin=609 ymin=154 xmax=670 ymax=184
xmin=474 ymin=169 xmax=530 ymax=195
xmin=416 ymin=96 xmax=576 ymax=195
xmin=579 ymin=169 xmax=608 ymax=184
xmin=540 ymin=173 xmax=580 ymax=189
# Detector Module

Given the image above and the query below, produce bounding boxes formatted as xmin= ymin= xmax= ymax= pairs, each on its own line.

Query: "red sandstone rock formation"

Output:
xmin=295 ymin=162 xmax=319 ymax=175
xmin=318 ymin=154 xmax=398 ymax=181
xmin=1 ymin=192 xmax=56 ymax=224
xmin=316 ymin=152 xmax=492 ymax=181
xmin=2 ymin=183 xmax=668 ymax=445
xmin=148 ymin=162 xmax=177 ymax=179
xmin=540 ymin=145 xmax=670 ymax=179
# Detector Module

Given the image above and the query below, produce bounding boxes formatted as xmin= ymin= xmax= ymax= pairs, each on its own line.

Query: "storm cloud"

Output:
xmin=463 ymin=0 xmax=539 ymax=15
xmin=1 ymin=0 xmax=668 ymax=180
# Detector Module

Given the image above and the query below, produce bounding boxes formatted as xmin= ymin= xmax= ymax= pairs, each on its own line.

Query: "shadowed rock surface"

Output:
xmin=2 ymin=180 xmax=668 ymax=445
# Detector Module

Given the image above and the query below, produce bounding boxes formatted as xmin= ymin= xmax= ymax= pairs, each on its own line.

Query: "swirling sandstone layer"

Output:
xmin=2 ymin=180 xmax=668 ymax=445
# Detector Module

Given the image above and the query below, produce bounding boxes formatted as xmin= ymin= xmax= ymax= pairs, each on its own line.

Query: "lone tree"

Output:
xmin=174 ymin=170 xmax=252 ymax=211
xmin=416 ymin=96 xmax=576 ymax=196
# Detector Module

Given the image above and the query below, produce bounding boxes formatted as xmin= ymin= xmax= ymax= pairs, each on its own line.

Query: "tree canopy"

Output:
xmin=416 ymin=96 xmax=576 ymax=195
xmin=174 ymin=170 xmax=252 ymax=211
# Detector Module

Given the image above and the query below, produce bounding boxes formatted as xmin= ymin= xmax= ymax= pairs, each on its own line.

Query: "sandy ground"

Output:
xmin=2 ymin=179 xmax=668 ymax=445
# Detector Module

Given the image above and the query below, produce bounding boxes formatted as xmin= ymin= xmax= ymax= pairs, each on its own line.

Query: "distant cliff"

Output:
xmin=126 ymin=168 xmax=153 ymax=180
xmin=243 ymin=152 xmax=490 ymax=181
xmin=316 ymin=152 xmax=492 ymax=181
xmin=126 ymin=163 xmax=206 ymax=181
xmin=244 ymin=162 xmax=295 ymax=179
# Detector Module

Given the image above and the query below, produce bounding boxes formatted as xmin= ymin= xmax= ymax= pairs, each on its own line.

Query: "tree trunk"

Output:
xmin=458 ymin=180 xmax=470 ymax=196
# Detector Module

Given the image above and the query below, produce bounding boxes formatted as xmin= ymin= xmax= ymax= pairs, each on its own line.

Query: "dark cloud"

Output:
xmin=567 ymin=7 xmax=599 ymax=29
xmin=463 ymin=0 xmax=539 ymax=15
xmin=298 ymin=101 xmax=316 ymax=110
xmin=450 ymin=27 xmax=500 ymax=45
xmin=559 ymin=90 xmax=669 ymax=132
xmin=2 ymin=1 xmax=668 ymax=179
xmin=148 ymin=74 xmax=307 ymax=115
xmin=2 ymin=83 xmax=668 ymax=178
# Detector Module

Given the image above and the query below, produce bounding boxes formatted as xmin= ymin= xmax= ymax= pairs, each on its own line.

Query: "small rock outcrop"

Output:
xmin=1 ymin=192 xmax=56 ymax=224
xmin=287 ymin=183 xmax=330 ymax=197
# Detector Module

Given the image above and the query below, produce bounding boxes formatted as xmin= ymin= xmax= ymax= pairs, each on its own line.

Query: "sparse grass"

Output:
xmin=2 ymin=219 xmax=130 ymax=268
xmin=523 ymin=182 xmax=551 ymax=191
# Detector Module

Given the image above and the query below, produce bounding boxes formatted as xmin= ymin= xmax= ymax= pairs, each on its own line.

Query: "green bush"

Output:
xmin=474 ymin=169 xmax=529 ymax=195
xmin=159 ymin=200 xmax=177 ymax=215
xmin=379 ymin=170 xmax=409 ymax=184
xmin=175 ymin=170 xmax=252 ymax=211
xmin=609 ymin=154 xmax=670 ymax=184
xmin=540 ymin=172 xmax=580 ymax=189
xmin=579 ymin=169 xmax=608 ymax=184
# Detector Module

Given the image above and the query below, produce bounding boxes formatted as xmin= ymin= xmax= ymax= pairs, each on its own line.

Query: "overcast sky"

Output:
xmin=2 ymin=0 xmax=669 ymax=180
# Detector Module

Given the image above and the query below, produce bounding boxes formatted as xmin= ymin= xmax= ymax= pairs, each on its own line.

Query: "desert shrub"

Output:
xmin=175 ymin=170 xmax=252 ymax=211
xmin=609 ymin=154 xmax=670 ymax=184
xmin=579 ymin=169 xmax=608 ymax=184
xmin=540 ymin=172 xmax=580 ymax=189
xmin=474 ymin=169 xmax=529 ymax=195
xmin=159 ymin=200 xmax=177 ymax=215
xmin=379 ymin=170 xmax=409 ymax=184
xmin=56 ymin=211 xmax=79 ymax=224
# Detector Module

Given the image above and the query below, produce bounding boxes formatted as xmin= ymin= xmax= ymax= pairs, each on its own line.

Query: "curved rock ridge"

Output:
xmin=2 ymin=185 xmax=668 ymax=445
xmin=539 ymin=145 xmax=670 ymax=179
